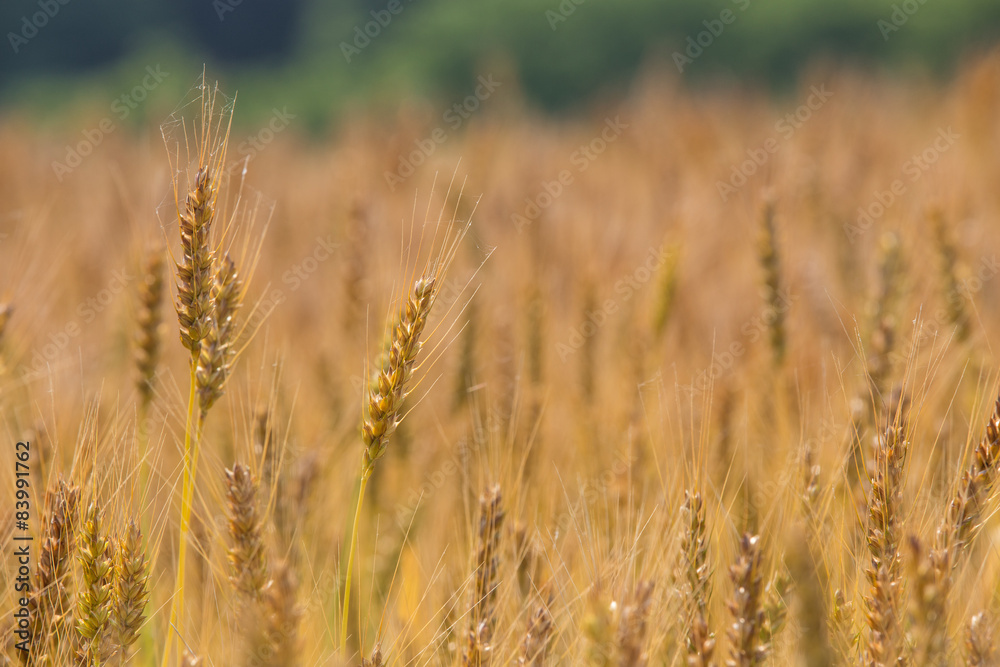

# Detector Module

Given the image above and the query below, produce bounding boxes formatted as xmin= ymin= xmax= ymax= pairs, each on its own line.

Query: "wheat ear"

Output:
xmin=135 ymin=246 xmax=165 ymax=407
xmin=77 ymin=502 xmax=113 ymax=665
xmin=463 ymin=484 xmax=506 ymax=667
xmin=937 ymin=396 xmax=1000 ymax=559
xmin=341 ymin=275 xmax=436 ymax=652
xmin=616 ymin=581 xmax=654 ymax=667
xmin=726 ymin=533 xmax=765 ymax=667
xmin=175 ymin=165 xmax=218 ymax=354
xmin=27 ymin=478 xmax=79 ymax=665
xmin=930 ymin=208 xmax=971 ymax=343
xmin=197 ymin=253 xmax=243 ymax=416
xmin=167 ymin=155 xmax=220 ymax=667
xmin=112 ymin=519 xmax=149 ymax=661
xmin=518 ymin=601 xmax=554 ymax=666
xmin=967 ymin=612 xmax=996 ymax=666
xmin=261 ymin=560 xmax=301 ymax=666
xmin=361 ymin=276 xmax=435 ymax=479
xmin=864 ymin=425 xmax=908 ymax=666
xmin=226 ymin=462 xmax=269 ymax=601
xmin=757 ymin=200 xmax=785 ymax=367
xmin=680 ymin=491 xmax=715 ymax=667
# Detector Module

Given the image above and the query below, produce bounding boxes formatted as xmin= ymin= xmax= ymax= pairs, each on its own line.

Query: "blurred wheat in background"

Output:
xmin=4 ymin=15 xmax=1000 ymax=664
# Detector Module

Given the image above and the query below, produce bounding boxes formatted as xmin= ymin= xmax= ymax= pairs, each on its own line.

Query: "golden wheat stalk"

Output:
xmin=261 ymin=561 xmax=301 ymax=666
xmin=341 ymin=275 xmax=437 ymax=652
xmin=726 ymin=533 xmax=766 ymax=667
xmin=77 ymin=502 xmax=113 ymax=665
xmin=757 ymin=200 xmax=785 ymax=367
xmin=28 ymin=478 xmax=79 ymax=665
xmin=464 ymin=484 xmax=506 ymax=667
xmin=930 ymin=208 xmax=971 ymax=343
xmin=937 ymin=395 xmax=1000 ymax=557
xmin=967 ymin=612 xmax=995 ymax=666
xmin=175 ymin=164 xmax=218 ymax=356
xmin=864 ymin=425 xmax=908 ymax=666
xmin=197 ymin=253 xmax=244 ymax=416
xmin=361 ymin=276 xmax=436 ymax=479
xmin=361 ymin=644 xmax=383 ymax=667
xmin=135 ymin=246 xmax=165 ymax=407
xmin=866 ymin=233 xmax=901 ymax=402
xmin=112 ymin=519 xmax=150 ymax=660
xmin=906 ymin=536 xmax=946 ymax=666
xmin=616 ymin=581 xmax=654 ymax=667
xmin=226 ymin=462 xmax=269 ymax=601
xmin=582 ymin=582 xmax=613 ymax=667
xmin=164 ymin=78 xmax=234 ymax=667
xmin=679 ymin=491 xmax=715 ymax=667
xmin=758 ymin=569 xmax=790 ymax=662
xmin=518 ymin=602 xmax=554 ymax=666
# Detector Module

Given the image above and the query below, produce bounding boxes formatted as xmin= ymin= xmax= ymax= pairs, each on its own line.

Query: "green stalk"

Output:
xmin=340 ymin=472 xmax=369 ymax=658
xmin=162 ymin=358 xmax=198 ymax=667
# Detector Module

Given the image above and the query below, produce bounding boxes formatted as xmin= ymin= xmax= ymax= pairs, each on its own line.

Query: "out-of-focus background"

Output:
xmin=8 ymin=3 xmax=1000 ymax=665
xmin=3 ymin=0 xmax=1000 ymax=128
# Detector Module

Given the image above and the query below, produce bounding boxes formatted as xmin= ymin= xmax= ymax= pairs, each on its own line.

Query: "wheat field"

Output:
xmin=3 ymin=53 xmax=1000 ymax=666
